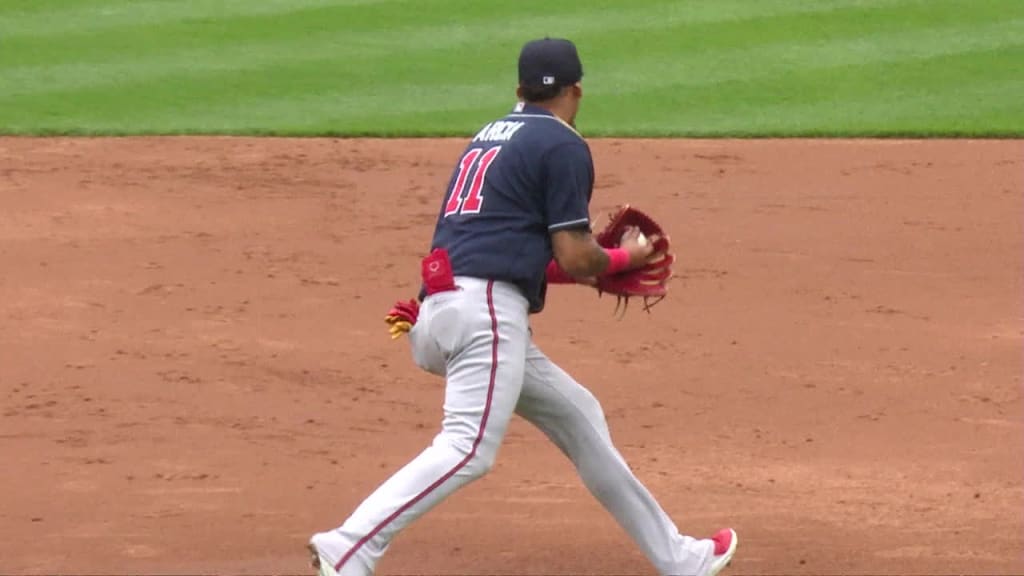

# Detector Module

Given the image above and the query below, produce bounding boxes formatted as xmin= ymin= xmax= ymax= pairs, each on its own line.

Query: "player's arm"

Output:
xmin=551 ymin=227 xmax=650 ymax=279
xmin=544 ymin=142 xmax=651 ymax=280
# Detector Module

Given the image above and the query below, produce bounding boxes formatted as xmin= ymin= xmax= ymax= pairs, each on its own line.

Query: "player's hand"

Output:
xmin=619 ymin=226 xmax=656 ymax=269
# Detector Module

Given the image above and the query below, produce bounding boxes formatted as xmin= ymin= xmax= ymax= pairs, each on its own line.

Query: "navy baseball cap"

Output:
xmin=518 ymin=38 xmax=583 ymax=88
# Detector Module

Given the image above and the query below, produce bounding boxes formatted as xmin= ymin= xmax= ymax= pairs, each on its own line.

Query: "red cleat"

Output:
xmin=708 ymin=528 xmax=738 ymax=575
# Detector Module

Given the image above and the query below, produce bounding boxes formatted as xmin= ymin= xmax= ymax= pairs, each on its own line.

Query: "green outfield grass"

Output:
xmin=1 ymin=0 xmax=1022 ymax=136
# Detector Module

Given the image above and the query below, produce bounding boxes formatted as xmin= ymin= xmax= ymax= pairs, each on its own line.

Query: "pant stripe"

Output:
xmin=335 ymin=280 xmax=500 ymax=572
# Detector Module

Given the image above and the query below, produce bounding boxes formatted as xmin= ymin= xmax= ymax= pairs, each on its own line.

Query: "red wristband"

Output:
xmin=603 ymin=248 xmax=631 ymax=275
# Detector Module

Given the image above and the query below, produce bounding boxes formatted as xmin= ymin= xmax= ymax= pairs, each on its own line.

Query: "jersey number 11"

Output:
xmin=443 ymin=146 xmax=502 ymax=217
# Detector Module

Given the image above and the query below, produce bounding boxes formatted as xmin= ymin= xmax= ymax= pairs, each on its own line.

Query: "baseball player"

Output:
xmin=308 ymin=38 xmax=738 ymax=576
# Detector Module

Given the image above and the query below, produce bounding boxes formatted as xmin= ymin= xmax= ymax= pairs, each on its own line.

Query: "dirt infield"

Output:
xmin=0 ymin=136 xmax=1021 ymax=575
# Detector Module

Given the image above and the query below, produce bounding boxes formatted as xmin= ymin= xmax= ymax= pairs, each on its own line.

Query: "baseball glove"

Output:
xmin=593 ymin=205 xmax=675 ymax=314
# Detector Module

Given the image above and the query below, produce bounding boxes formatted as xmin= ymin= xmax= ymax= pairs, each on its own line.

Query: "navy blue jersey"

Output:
xmin=425 ymin=102 xmax=594 ymax=313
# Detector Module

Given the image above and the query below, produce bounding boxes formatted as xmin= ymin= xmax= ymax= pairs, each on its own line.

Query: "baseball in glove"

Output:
xmin=593 ymin=204 xmax=675 ymax=314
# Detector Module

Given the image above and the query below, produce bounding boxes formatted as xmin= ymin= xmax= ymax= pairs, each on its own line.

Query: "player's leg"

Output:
xmin=310 ymin=278 xmax=529 ymax=576
xmin=515 ymin=342 xmax=729 ymax=576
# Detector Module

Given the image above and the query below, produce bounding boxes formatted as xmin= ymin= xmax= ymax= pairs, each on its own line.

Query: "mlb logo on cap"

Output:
xmin=518 ymin=38 xmax=583 ymax=88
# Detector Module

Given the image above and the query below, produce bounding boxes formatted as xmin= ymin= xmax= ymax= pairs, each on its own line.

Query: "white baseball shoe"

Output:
xmin=707 ymin=528 xmax=738 ymax=576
